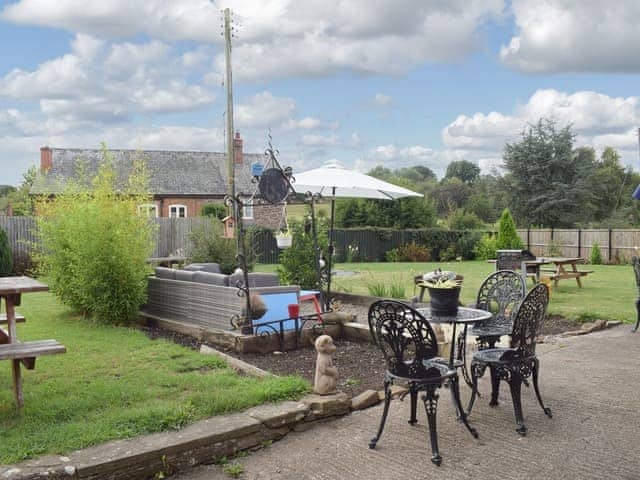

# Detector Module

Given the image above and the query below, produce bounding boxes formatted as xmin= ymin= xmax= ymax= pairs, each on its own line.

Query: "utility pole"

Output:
xmin=223 ymin=8 xmax=237 ymax=240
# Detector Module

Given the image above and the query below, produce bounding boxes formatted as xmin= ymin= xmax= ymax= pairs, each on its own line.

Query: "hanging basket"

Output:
xmin=276 ymin=234 xmax=293 ymax=249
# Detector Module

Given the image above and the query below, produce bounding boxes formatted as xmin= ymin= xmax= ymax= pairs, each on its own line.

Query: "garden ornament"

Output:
xmin=314 ymin=335 xmax=338 ymax=395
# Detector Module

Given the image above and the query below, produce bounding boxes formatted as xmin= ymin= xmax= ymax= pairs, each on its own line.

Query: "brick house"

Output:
xmin=30 ymin=133 xmax=285 ymax=229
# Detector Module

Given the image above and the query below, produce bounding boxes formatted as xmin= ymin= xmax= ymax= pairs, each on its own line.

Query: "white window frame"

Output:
xmin=242 ymin=198 xmax=254 ymax=219
xmin=138 ymin=203 xmax=158 ymax=218
xmin=169 ymin=204 xmax=188 ymax=218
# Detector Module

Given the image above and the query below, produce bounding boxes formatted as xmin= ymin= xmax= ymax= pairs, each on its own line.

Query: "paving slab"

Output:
xmin=175 ymin=327 xmax=640 ymax=480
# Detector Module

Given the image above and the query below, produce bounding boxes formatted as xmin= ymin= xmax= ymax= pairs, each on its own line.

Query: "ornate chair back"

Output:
xmin=475 ymin=270 xmax=526 ymax=333
xmin=510 ymin=283 xmax=549 ymax=358
xmin=368 ymin=300 xmax=440 ymax=380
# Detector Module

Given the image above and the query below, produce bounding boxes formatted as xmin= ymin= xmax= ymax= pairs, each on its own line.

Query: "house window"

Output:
xmin=138 ymin=204 xmax=158 ymax=218
xmin=169 ymin=204 xmax=188 ymax=218
xmin=242 ymin=198 xmax=253 ymax=219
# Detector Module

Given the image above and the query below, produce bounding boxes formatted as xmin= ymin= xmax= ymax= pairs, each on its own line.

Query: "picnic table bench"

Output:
xmin=0 ymin=276 xmax=66 ymax=408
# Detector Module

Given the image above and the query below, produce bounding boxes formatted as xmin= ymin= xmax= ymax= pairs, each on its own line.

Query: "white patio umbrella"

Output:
xmin=293 ymin=163 xmax=423 ymax=309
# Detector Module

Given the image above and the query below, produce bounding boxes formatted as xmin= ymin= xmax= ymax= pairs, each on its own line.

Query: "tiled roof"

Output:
xmin=31 ymin=148 xmax=263 ymax=196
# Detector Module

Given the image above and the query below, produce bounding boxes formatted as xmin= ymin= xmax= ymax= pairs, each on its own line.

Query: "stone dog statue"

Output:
xmin=314 ymin=335 xmax=338 ymax=395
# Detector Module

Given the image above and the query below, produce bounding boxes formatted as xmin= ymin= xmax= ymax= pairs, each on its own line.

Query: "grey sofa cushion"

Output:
xmin=174 ymin=270 xmax=196 ymax=282
xmin=229 ymin=272 xmax=280 ymax=288
xmin=184 ymin=263 xmax=222 ymax=274
xmin=155 ymin=267 xmax=176 ymax=279
xmin=193 ymin=271 xmax=229 ymax=286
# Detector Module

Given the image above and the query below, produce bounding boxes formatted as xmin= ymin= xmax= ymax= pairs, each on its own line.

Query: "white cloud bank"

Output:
xmin=501 ymin=0 xmax=640 ymax=72
xmin=2 ymin=0 xmax=505 ymax=80
xmin=442 ymin=89 xmax=640 ymax=172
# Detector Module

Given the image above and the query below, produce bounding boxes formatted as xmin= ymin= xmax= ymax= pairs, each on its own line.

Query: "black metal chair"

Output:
xmin=467 ymin=283 xmax=552 ymax=435
xmin=367 ymin=300 xmax=478 ymax=466
xmin=632 ymin=257 xmax=640 ymax=333
xmin=469 ymin=270 xmax=526 ymax=350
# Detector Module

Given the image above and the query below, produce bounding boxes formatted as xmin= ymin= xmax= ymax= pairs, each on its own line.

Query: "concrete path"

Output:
xmin=176 ymin=326 xmax=640 ymax=480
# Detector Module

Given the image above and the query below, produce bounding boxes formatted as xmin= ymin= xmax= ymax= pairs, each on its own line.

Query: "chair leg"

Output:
xmin=369 ymin=380 xmax=392 ymax=449
xmin=507 ymin=372 xmax=527 ymax=436
xmin=422 ymin=385 xmax=442 ymax=466
xmin=449 ymin=375 xmax=478 ymax=438
xmin=467 ymin=361 xmax=482 ymax=415
xmin=532 ymin=359 xmax=552 ymax=418
xmin=489 ymin=366 xmax=501 ymax=406
xmin=634 ymin=297 xmax=640 ymax=333
xmin=408 ymin=384 xmax=418 ymax=425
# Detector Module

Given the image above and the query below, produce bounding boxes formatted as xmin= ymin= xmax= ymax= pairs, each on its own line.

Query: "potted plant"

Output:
xmin=275 ymin=229 xmax=293 ymax=249
xmin=419 ymin=269 xmax=463 ymax=316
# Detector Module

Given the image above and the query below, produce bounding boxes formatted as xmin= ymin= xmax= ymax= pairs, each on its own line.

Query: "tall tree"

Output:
xmin=502 ymin=118 xmax=594 ymax=227
xmin=444 ymin=160 xmax=480 ymax=184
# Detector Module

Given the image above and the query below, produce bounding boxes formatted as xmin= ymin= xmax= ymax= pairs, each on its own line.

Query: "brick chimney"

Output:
xmin=40 ymin=146 xmax=52 ymax=172
xmin=233 ymin=132 xmax=243 ymax=164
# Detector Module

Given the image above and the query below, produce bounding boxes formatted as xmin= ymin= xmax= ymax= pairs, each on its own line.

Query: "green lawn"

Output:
xmin=257 ymin=261 xmax=637 ymax=324
xmin=0 ymin=292 xmax=309 ymax=464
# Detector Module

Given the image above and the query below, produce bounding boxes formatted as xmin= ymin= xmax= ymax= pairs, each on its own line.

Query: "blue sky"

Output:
xmin=1 ymin=0 xmax=639 ymax=186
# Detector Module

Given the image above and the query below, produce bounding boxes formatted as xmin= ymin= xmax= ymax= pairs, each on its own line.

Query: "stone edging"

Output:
xmin=0 ymin=393 xmax=352 ymax=480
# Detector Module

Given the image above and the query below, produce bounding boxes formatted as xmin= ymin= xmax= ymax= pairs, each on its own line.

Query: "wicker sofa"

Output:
xmin=142 ymin=264 xmax=300 ymax=331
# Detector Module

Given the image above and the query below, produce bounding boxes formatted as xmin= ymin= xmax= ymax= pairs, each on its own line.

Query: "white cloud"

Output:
xmin=235 ymin=91 xmax=296 ymax=128
xmin=2 ymin=0 xmax=504 ymax=80
xmin=442 ymin=89 xmax=640 ymax=171
xmin=501 ymin=0 xmax=640 ymax=72
xmin=301 ymin=134 xmax=340 ymax=147
xmin=0 ymin=34 xmax=214 ymax=124
xmin=1 ymin=0 xmax=220 ymax=42
xmin=355 ymin=143 xmax=440 ymax=173
xmin=373 ymin=93 xmax=392 ymax=107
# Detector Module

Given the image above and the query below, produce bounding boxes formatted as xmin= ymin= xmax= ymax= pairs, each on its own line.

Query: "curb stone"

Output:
xmin=0 ymin=394 xmax=350 ymax=480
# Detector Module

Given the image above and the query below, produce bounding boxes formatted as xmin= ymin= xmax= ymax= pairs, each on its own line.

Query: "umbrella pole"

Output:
xmin=325 ymin=190 xmax=336 ymax=311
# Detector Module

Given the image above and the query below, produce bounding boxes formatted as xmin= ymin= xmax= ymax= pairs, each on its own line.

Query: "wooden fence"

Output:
xmin=517 ymin=228 xmax=640 ymax=263
xmin=2 ymin=216 xmax=640 ymax=265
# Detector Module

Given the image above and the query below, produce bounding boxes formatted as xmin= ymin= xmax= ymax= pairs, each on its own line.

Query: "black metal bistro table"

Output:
xmin=417 ymin=307 xmax=492 ymax=388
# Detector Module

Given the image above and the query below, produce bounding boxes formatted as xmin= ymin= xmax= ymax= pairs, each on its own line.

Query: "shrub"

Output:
xmin=397 ymin=241 xmax=431 ymax=262
xmin=590 ymin=241 xmax=603 ymax=264
xmin=200 ymin=203 xmax=227 ymax=219
xmin=439 ymin=244 xmax=457 ymax=262
xmin=473 ymin=233 xmax=497 ymax=260
xmin=277 ymin=220 xmax=328 ymax=289
xmin=35 ymin=145 xmax=156 ymax=324
xmin=384 ymin=248 xmax=400 ymax=262
xmin=187 ymin=220 xmax=253 ymax=274
xmin=496 ymin=208 xmax=524 ymax=250
xmin=447 ymin=209 xmax=485 ymax=230
xmin=0 ymin=226 xmax=12 ymax=276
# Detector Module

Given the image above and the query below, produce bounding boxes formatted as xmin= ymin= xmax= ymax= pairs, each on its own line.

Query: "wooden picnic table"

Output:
xmin=488 ymin=256 xmax=593 ymax=288
xmin=534 ymin=257 xmax=593 ymax=288
xmin=0 ymin=276 xmax=66 ymax=408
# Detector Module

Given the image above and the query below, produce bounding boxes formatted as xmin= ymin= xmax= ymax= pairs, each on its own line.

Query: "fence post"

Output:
xmin=527 ymin=228 xmax=530 ymax=250
xmin=577 ymin=229 xmax=581 ymax=258
xmin=608 ymin=228 xmax=613 ymax=263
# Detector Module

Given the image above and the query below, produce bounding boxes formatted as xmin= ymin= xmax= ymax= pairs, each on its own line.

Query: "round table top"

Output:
xmin=416 ymin=306 xmax=492 ymax=325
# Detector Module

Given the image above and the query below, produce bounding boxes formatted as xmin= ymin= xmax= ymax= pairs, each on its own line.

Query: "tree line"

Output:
xmin=335 ymin=118 xmax=640 ymax=229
